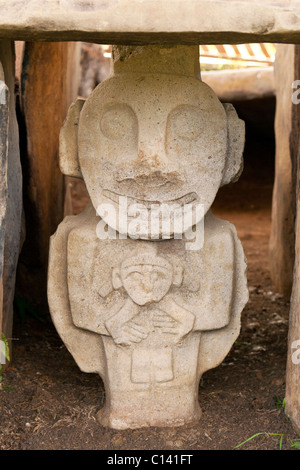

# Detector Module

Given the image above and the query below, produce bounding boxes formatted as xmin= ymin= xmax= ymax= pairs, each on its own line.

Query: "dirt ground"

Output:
xmin=1 ymin=124 xmax=300 ymax=451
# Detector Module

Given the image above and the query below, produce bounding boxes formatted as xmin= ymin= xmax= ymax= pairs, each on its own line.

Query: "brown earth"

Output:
xmin=1 ymin=100 xmax=300 ymax=450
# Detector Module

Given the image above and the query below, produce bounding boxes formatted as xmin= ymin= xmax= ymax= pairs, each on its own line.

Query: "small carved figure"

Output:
xmin=105 ymin=248 xmax=195 ymax=384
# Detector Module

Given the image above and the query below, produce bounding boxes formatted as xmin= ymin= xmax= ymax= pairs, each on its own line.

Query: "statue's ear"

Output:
xmin=59 ymin=98 xmax=85 ymax=178
xmin=173 ymin=266 xmax=183 ymax=287
xmin=221 ymin=103 xmax=245 ymax=186
xmin=112 ymin=267 xmax=122 ymax=290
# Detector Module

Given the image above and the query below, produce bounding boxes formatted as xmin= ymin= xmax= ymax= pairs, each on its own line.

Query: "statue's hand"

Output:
xmin=153 ymin=302 xmax=195 ymax=344
xmin=153 ymin=311 xmax=178 ymax=334
xmin=113 ymin=321 xmax=148 ymax=347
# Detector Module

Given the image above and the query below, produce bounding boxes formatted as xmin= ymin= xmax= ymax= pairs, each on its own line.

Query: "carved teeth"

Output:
xmin=102 ymin=189 xmax=198 ymax=208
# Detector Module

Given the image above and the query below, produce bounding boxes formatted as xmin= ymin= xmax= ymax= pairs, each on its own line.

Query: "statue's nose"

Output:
xmin=136 ymin=115 xmax=171 ymax=167
xmin=138 ymin=140 xmax=168 ymax=169
xmin=114 ymin=119 xmax=182 ymax=187
xmin=142 ymin=272 xmax=158 ymax=293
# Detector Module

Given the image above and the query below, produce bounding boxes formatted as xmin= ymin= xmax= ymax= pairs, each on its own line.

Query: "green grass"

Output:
xmin=234 ymin=432 xmax=300 ymax=450
xmin=0 ymin=332 xmax=10 ymax=390
xmin=275 ymin=396 xmax=286 ymax=410
xmin=234 ymin=396 xmax=300 ymax=449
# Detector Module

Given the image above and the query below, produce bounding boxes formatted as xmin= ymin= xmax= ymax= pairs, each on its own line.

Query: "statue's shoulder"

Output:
xmin=204 ymin=210 xmax=237 ymax=236
xmin=202 ymin=210 xmax=238 ymax=254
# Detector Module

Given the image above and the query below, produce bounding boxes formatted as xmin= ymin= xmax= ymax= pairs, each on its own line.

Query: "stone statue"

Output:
xmin=48 ymin=45 xmax=248 ymax=429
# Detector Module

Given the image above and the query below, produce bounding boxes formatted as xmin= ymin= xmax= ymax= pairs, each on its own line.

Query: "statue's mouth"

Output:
xmin=114 ymin=169 xmax=183 ymax=190
xmin=102 ymin=189 xmax=199 ymax=209
xmin=116 ymin=175 xmax=172 ymax=189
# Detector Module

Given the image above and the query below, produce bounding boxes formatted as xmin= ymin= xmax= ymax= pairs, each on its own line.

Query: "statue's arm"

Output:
xmin=177 ymin=226 xmax=236 ymax=332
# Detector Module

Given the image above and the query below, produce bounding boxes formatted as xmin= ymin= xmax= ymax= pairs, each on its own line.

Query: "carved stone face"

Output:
xmin=120 ymin=256 xmax=173 ymax=305
xmin=78 ymin=73 xmax=228 ymax=236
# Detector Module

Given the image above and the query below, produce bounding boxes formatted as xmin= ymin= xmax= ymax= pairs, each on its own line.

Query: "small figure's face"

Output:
xmin=78 ymin=73 xmax=228 ymax=237
xmin=120 ymin=262 xmax=173 ymax=305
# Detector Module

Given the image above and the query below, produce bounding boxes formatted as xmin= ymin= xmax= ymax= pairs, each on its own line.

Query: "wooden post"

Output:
xmin=16 ymin=41 xmax=80 ymax=313
xmin=269 ymin=45 xmax=296 ymax=297
xmin=285 ymin=45 xmax=300 ymax=433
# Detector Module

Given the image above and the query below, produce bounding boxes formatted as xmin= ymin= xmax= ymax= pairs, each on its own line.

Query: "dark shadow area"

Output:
xmin=213 ymin=96 xmax=276 ymax=215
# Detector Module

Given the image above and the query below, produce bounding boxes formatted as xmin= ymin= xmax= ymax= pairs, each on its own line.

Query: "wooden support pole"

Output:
xmin=285 ymin=45 xmax=300 ymax=433
xmin=16 ymin=41 xmax=80 ymax=314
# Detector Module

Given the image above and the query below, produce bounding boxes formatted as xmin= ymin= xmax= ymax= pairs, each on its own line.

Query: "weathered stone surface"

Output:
xmin=16 ymin=41 xmax=80 ymax=312
xmin=61 ymin=45 xmax=245 ymax=239
xmin=63 ymin=44 xmax=111 ymax=217
xmin=0 ymin=1 xmax=300 ymax=43
xmin=0 ymin=40 xmax=22 ymax=355
xmin=269 ymin=45 xmax=295 ymax=297
xmin=48 ymin=45 xmax=248 ymax=429
xmin=49 ymin=205 xmax=248 ymax=429
xmin=202 ymin=66 xmax=275 ymax=102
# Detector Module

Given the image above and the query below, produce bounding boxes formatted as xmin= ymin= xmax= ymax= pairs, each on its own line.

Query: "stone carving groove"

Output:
xmin=48 ymin=45 xmax=248 ymax=429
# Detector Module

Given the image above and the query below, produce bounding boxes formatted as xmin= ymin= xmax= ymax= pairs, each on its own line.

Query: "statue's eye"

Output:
xmin=100 ymin=104 xmax=137 ymax=140
xmin=170 ymin=105 xmax=203 ymax=141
